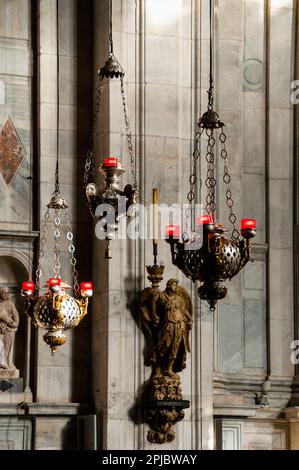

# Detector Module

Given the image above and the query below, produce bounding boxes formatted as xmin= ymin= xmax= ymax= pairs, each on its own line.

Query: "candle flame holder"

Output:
xmin=166 ymin=221 xmax=255 ymax=311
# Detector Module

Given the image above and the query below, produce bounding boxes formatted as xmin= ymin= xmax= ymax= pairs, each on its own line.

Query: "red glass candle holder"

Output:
xmin=241 ymin=218 xmax=256 ymax=239
xmin=21 ymin=281 xmax=35 ymax=298
xmin=241 ymin=218 xmax=256 ymax=230
xmin=48 ymin=278 xmax=61 ymax=287
xmin=165 ymin=225 xmax=180 ymax=240
xmin=80 ymin=282 xmax=93 ymax=290
xmin=103 ymin=157 xmax=119 ymax=167
xmin=22 ymin=281 xmax=35 ymax=291
xmin=196 ymin=215 xmax=213 ymax=225
xmin=80 ymin=282 xmax=93 ymax=298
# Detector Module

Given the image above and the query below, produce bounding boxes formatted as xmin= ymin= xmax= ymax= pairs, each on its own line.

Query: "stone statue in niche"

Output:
xmin=0 ymin=287 xmax=19 ymax=372
xmin=138 ymin=266 xmax=192 ymax=444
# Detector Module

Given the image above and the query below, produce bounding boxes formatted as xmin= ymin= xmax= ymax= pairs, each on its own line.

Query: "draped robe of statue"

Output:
xmin=0 ymin=287 xmax=19 ymax=371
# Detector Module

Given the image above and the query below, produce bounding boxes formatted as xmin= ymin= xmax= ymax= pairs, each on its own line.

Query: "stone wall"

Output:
xmin=0 ymin=0 xmax=297 ymax=450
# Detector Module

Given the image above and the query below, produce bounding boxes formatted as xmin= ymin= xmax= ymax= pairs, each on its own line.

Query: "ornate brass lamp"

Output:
xmin=21 ymin=3 xmax=92 ymax=355
xmin=21 ymin=190 xmax=93 ymax=355
xmin=165 ymin=0 xmax=256 ymax=310
xmin=84 ymin=0 xmax=138 ymax=258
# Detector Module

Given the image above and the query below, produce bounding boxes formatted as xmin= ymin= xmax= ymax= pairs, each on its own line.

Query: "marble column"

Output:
xmin=292 ymin=0 xmax=299 ymax=404
xmin=267 ymin=0 xmax=295 ymax=395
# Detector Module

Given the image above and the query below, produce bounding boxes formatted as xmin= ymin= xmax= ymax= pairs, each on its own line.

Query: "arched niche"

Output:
xmin=0 ymin=255 xmax=28 ymax=378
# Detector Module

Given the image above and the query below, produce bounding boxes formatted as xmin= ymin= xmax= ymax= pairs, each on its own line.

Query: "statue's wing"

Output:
xmin=138 ymin=287 xmax=156 ymax=336
xmin=177 ymin=285 xmax=192 ymax=317
xmin=138 ymin=287 xmax=160 ymax=366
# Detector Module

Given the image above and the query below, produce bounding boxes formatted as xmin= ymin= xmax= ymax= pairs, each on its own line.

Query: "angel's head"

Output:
xmin=166 ymin=279 xmax=179 ymax=293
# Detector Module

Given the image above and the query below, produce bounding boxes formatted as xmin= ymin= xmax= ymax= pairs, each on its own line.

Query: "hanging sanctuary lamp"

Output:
xmin=165 ymin=0 xmax=256 ymax=311
xmin=21 ymin=2 xmax=92 ymax=355
xmin=84 ymin=0 xmax=138 ymax=259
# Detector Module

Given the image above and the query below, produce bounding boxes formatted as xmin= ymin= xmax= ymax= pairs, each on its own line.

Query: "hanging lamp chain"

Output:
xmin=84 ymin=0 xmax=137 ymax=189
xmin=65 ymin=213 xmax=80 ymax=297
xmin=184 ymin=130 xmax=202 ymax=236
xmin=53 ymin=209 xmax=62 ymax=277
xmin=120 ymin=76 xmax=137 ymax=189
xmin=219 ymin=130 xmax=240 ymax=240
xmin=208 ymin=0 xmax=214 ymax=110
xmin=109 ymin=0 xmax=113 ymax=54
xmin=83 ymin=78 xmax=104 ymax=185
xmin=35 ymin=209 xmax=50 ymax=292
xmin=205 ymin=129 xmax=216 ymax=219
xmin=54 ymin=0 xmax=61 ymax=196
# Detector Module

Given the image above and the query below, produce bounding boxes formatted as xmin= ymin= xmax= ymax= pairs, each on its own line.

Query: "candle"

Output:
xmin=80 ymin=282 xmax=93 ymax=290
xmin=165 ymin=225 xmax=180 ymax=238
xmin=22 ymin=281 xmax=35 ymax=291
xmin=48 ymin=278 xmax=61 ymax=287
xmin=103 ymin=157 xmax=119 ymax=167
xmin=241 ymin=218 xmax=256 ymax=230
xmin=196 ymin=215 xmax=213 ymax=226
xmin=80 ymin=282 xmax=93 ymax=298
xmin=153 ymin=188 xmax=159 ymax=244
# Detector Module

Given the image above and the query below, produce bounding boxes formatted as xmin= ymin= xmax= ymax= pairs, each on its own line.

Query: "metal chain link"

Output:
xmin=219 ymin=130 xmax=240 ymax=240
xmin=120 ymin=76 xmax=137 ymax=189
xmin=65 ymin=213 xmax=80 ymax=298
xmin=83 ymin=77 xmax=104 ymax=185
xmin=205 ymin=128 xmax=216 ymax=220
xmin=53 ymin=209 xmax=61 ymax=277
xmin=35 ymin=209 xmax=51 ymax=291
xmin=184 ymin=130 xmax=203 ymax=235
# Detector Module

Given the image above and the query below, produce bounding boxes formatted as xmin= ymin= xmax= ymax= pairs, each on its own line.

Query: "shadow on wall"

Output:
xmin=69 ymin=0 xmax=93 ymax=405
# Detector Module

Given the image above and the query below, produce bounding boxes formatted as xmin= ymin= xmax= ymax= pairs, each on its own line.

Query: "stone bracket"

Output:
xmin=142 ymin=399 xmax=190 ymax=445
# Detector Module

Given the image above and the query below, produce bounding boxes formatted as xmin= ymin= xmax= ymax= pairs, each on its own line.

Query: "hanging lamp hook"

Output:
xmin=99 ymin=0 xmax=124 ymax=79
xmin=207 ymin=0 xmax=214 ymax=110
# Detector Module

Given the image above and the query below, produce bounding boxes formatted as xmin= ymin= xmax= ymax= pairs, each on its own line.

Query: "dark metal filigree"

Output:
xmin=198 ymin=109 xmax=224 ymax=129
xmin=167 ymin=224 xmax=254 ymax=311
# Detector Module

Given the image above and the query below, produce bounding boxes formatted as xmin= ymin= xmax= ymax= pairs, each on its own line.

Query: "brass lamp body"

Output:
xmin=167 ymin=225 xmax=255 ymax=310
xmin=24 ymin=289 xmax=90 ymax=355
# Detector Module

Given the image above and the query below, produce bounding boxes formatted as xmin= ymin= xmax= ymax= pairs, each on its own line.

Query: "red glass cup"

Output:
xmin=165 ymin=225 xmax=180 ymax=240
xmin=241 ymin=218 xmax=256 ymax=239
xmin=80 ymin=282 xmax=93 ymax=298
